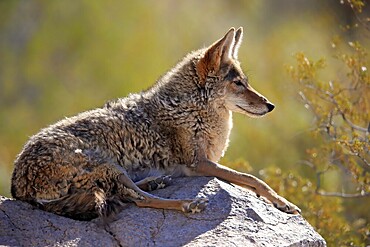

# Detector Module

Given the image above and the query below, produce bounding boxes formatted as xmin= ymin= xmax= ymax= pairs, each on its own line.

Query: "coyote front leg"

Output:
xmin=193 ymin=159 xmax=301 ymax=214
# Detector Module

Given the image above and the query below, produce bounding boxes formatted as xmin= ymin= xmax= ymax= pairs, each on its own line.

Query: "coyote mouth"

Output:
xmin=236 ymin=104 xmax=266 ymax=117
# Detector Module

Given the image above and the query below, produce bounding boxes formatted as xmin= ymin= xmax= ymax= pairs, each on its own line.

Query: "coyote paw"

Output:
xmin=272 ymin=196 xmax=301 ymax=215
xmin=147 ymin=175 xmax=172 ymax=191
xmin=182 ymin=198 xmax=209 ymax=214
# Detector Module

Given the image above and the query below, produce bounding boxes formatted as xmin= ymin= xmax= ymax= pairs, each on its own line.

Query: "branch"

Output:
xmin=315 ymin=190 xmax=370 ymax=198
xmin=299 ymin=160 xmax=370 ymax=198
xmin=297 ymin=160 xmax=315 ymax=169
xmin=338 ymin=108 xmax=368 ymax=132
xmin=323 ymin=88 xmax=368 ymax=133
xmin=301 ymin=78 xmax=368 ymax=134
xmin=348 ymin=0 xmax=370 ymax=33
xmin=354 ymin=152 xmax=370 ymax=172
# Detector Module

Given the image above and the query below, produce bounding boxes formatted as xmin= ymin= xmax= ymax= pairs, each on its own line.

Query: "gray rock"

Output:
xmin=0 ymin=177 xmax=326 ymax=247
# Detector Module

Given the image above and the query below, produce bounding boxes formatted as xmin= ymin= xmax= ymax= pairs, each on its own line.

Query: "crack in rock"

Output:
xmin=104 ymin=225 xmax=124 ymax=247
xmin=150 ymin=209 xmax=166 ymax=246
xmin=0 ymin=207 xmax=26 ymax=231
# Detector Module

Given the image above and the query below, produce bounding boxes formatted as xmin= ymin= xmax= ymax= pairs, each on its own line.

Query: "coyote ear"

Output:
xmin=196 ymin=28 xmax=236 ymax=85
xmin=232 ymin=27 xmax=243 ymax=59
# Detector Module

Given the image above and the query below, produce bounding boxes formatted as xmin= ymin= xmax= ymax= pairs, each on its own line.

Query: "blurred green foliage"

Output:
xmin=0 ymin=0 xmax=368 ymax=245
xmin=283 ymin=2 xmax=370 ymax=243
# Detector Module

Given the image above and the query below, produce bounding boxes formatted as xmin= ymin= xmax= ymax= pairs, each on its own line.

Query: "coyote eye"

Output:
xmin=233 ymin=80 xmax=244 ymax=87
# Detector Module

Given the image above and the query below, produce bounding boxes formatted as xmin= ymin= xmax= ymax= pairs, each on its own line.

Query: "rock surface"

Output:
xmin=0 ymin=177 xmax=326 ymax=247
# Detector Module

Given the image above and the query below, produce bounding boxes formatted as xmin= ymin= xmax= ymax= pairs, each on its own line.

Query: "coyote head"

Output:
xmin=196 ymin=27 xmax=274 ymax=118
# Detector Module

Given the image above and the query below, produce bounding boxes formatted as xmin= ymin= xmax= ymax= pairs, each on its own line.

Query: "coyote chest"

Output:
xmin=203 ymin=111 xmax=233 ymax=162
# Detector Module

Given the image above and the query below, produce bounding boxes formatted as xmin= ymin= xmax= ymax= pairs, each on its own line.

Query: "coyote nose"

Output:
xmin=267 ymin=103 xmax=275 ymax=112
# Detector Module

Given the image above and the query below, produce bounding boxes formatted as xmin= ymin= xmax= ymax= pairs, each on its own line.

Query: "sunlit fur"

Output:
xmin=11 ymin=27 xmax=280 ymax=220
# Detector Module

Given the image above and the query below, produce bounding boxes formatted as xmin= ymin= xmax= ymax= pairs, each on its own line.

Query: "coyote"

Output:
xmin=11 ymin=27 xmax=300 ymax=220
